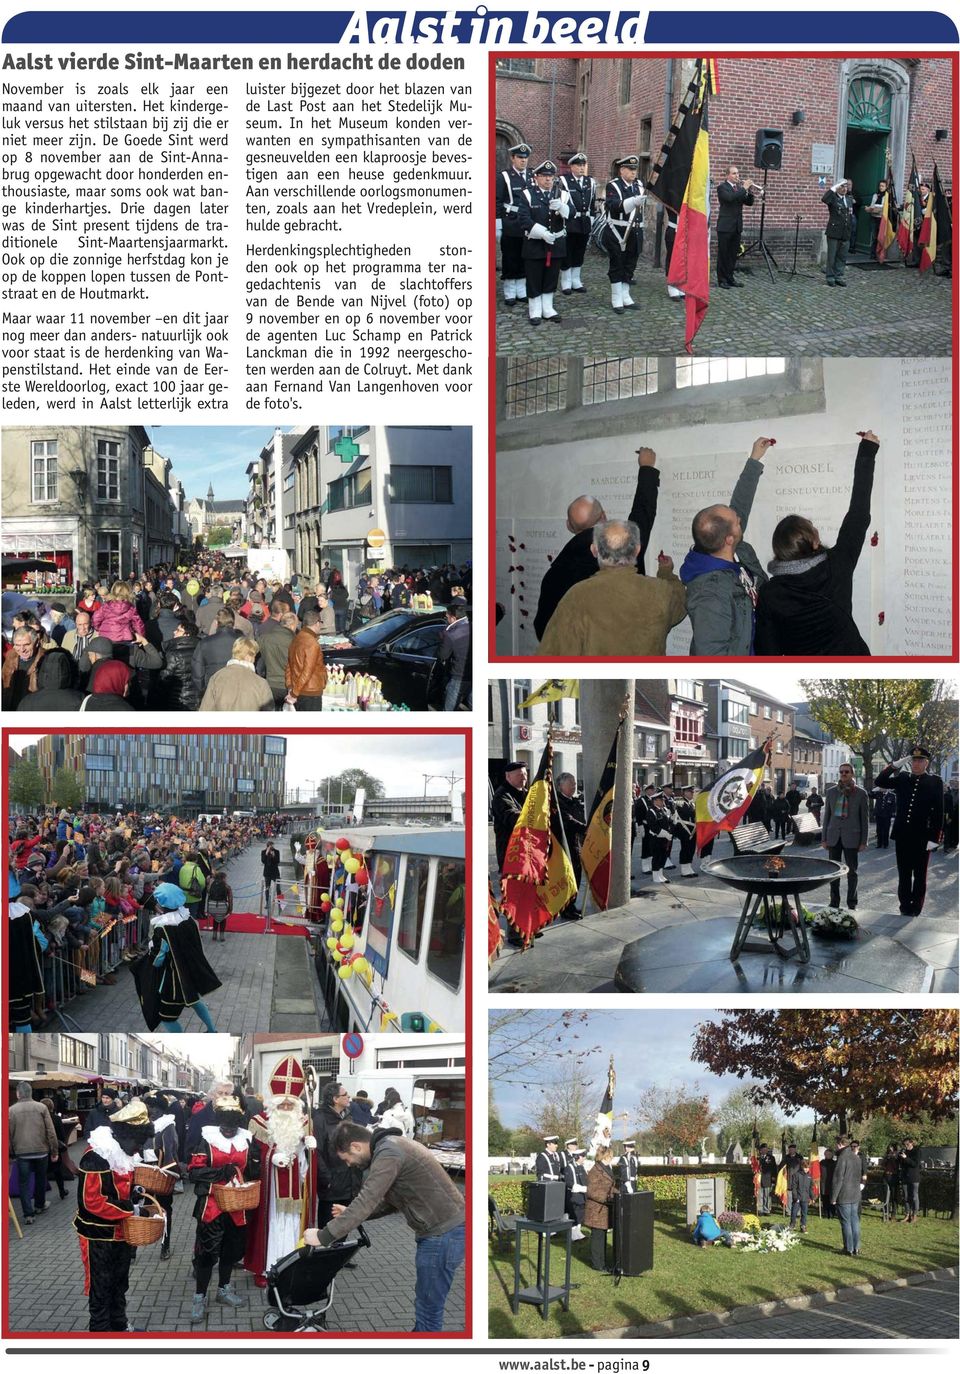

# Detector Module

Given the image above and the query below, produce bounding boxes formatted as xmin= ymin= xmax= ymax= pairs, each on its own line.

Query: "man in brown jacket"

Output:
xmin=9 ymin=1081 xmax=59 ymax=1224
xmin=285 ymin=608 xmax=327 ymax=711
xmin=304 ymin=1120 xmax=465 ymax=1331
xmin=538 ymin=519 xmax=687 ymax=656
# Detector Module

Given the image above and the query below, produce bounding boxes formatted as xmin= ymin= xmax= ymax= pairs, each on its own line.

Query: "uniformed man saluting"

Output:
xmin=518 ymin=160 xmax=570 ymax=325
xmin=602 ymin=155 xmax=644 ymax=312
xmin=874 ymin=746 xmax=944 ymax=915
xmin=495 ymin=143 xmax=534 ymax=308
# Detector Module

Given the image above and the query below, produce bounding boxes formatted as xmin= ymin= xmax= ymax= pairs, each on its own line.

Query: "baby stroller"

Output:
xmin=263 ymin=1226 xmax=371 ymax=1330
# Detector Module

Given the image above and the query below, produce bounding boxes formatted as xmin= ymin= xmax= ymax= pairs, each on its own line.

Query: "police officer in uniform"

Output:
xmin=621 ymin=1140 xmax=639 ymax=1188
xmin=559 ymin=153 xmax=596 ymax=294
xmin=874 ymin=747 xmax=944 ymax=915
xmin=518 ymin=160 xmax=570 ymax=325
xmin=663 ymin=207 xmax=685 ymax=299
xmin=675 ymin=785 xmax=699 ymax=877
xmin=822 ymin=178 xmax=854 ymax=287
xmin=634 ymin=784 xmax=656 ymax=876
xmin=646 ymin=792 xmax=676 ymax=885
xmin=660 ymin=783 xmax=679 ymax=869
xmin=560 ymin=1137 xmax=579 ymax=1174
xmin=535 ymin=1135 xmax=563 ymax=1180
xmin=603 ymin=155 xmax=644 ymax=312
xmin=495 ymin=143 xmax=534 ymax=307
xmin=563 ymin=1146 xmax=588 ymax=1239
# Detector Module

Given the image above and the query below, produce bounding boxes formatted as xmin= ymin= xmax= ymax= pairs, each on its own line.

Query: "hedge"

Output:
xmin=490 ymin=1166 xmax=956 ymax=1218
xmin=490 ymin=1165 xmax=757 ymax=1215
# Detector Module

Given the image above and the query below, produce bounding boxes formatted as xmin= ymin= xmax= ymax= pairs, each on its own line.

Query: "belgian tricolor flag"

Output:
xmin=694 ymin=742 xmax=769 ymax=851
xmin=648 ymin=57 xmax=713 ymax=352
xmin=876 ymin=160 xmax=898 ymax=263
xmin=500 ymin=741 xmax=577 ymax=948
xmin=932 ymin=164 xmax=952 ymax=273
xmin=580 ymin=718 xmax=622 ymax=910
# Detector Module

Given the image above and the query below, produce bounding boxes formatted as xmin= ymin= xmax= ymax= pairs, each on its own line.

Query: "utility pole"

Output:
xmin=580 ymin=680 xmax=635 ymax=910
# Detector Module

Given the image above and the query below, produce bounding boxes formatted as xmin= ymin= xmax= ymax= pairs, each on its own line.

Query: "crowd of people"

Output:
xmin=8 ymin=807 xmax=283 ymax=1032
xmin=9 ymin=1065 xmax=464 ymax=1333
xmin=531 ymin=434 xmax=879 ymax=658
xmin=2 ymin=553 xmax=473 ymax=712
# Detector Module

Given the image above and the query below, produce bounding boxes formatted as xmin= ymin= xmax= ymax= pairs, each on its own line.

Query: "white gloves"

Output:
xmin=142 ymin=1148 xmax=158 ymax=1163
xmin=891 ymin=755 xmax=913 ymax=771
xmin=528 ymin=223 xmax=556 ymax=244
xmin=273 ymin=1152 xmax=289 ymax=1168
xmin=623 ymin=195 xmax=644 ymax=212
xmin=550 ymin=198 xmax=570 ymax=218
xmin=495 ymin=217 xmax=502 ymax=242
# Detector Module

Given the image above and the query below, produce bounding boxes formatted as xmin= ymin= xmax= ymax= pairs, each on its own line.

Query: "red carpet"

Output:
xmin=196 ymin=911 xmax=311 ymax=938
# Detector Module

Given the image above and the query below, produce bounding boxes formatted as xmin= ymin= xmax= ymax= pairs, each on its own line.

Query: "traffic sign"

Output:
xmin=366 ymin=528 xmax=386 ymax=549
xmin=342 ymin=1032 xmax=364 ymax=1061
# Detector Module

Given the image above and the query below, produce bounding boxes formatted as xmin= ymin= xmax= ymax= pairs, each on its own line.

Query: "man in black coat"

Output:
xmin=312 ymin=1081 xmax=360 ymax=1228
xmin=757 ymin=1144 xmax=778 ymax=1215
xmin=556 ymin=771 xmax=586 ymax=918
xmin=872 ymin=785 xmax=896 ymax=848
xmin=155 ymin=623 xmax=199 ymax=711
xmin=190 ymin=608 xmax=241 ymax=699
xmin=715 ymin=165 xmax=756 ymax=288
xmin=491 ymin=761 xmax=528 ymax=874
xmin=822 ymin=178 xmax=854 ymax=287
xmin=534 ymin=446 xmax=661 ymax=640
xmin=875 ymin=746 xmax=944 ymax=914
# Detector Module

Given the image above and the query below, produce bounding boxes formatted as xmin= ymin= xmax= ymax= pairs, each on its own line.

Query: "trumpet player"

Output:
xmin=716 ymin=164 xmax=759 ymax=289
xmin=517 ymin=159 xmax=570 ymax=325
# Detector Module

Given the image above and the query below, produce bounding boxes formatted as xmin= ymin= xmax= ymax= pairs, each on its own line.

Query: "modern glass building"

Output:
xmin=31 ymin=734 xmax=287 ymax=814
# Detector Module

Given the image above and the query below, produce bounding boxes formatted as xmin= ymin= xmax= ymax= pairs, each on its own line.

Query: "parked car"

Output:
xmin=324 ymin=607 xmax=466 ymax=710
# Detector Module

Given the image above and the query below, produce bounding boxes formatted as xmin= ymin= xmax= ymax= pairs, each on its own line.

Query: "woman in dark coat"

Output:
xmin=154 ymin=628 xmax=199 ymax=710
xmin=881 ymin=1144 xmax=901 ymax=1220
xmin=755 ymin=432 xmax=878 ymax=656
xmin=584 ymin=1146 xmax=618 ymax=1272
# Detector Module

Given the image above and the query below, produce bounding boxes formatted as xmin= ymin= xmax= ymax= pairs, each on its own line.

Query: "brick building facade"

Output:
xmin=496 ymin=56 xmax=952 ymax=255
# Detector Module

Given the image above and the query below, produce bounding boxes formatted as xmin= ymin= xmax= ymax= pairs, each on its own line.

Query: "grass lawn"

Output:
xmin=488 ymin=1204 xmax=959 ymax=1338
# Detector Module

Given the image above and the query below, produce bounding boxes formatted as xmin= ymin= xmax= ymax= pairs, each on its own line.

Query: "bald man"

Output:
xmin=533 ymin=446 xmax=660 ymax=640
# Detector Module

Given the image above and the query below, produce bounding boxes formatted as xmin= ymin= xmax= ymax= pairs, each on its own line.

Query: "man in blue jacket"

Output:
xmin=679 ymin=436 xmax=773 ymax=654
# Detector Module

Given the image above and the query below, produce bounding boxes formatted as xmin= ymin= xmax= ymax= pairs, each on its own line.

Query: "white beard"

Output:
xmin=267 ymin=1105 xmax=309 ymax=1163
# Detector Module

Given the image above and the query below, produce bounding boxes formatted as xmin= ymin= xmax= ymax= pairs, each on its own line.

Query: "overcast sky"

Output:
xmin=141 ymin=1034 xmax=237 ymax=1081
xmin=491 ymin=1010 xmax=814 ymax=1132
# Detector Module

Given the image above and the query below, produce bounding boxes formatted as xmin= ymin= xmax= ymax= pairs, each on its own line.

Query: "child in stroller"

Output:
xmin=263 ymin=1225 xmax=371 ymax=1330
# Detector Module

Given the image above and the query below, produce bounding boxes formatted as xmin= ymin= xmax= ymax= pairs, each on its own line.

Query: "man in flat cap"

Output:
xmin=602 ymin=156 xmax=644 ymax=312
xmin=874 ymin=747 xmax=944 ymax=915
xmin=559 ymin=153 xmax=597 ymax=294
xmin=518 ymin=160 xmax=570 ymax=325
xmin=492 ymin=761 xmax=528 ymax=876
xmin=496 ymin=143 xmax=534 ymax=307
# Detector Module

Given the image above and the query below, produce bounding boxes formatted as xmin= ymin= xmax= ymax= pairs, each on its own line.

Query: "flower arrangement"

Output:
xmin=740 ymin=1212 xmax=761 ymax=1232
xmin=807 ymin=906 xmax=859 ymax=939
xmin=726 ymin=1224 xmax=802 ymax=1253
xmin=717 ymin=1210 xmax=744 ymax=1230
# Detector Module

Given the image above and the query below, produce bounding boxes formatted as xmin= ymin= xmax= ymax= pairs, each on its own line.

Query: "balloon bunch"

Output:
xmin=323 ymin=838 xmax=371 ymax=981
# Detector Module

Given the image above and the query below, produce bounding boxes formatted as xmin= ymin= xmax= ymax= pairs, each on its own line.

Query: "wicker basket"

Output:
xmin=212 ymin=1179 xmax=260 ymax=1213
xmin=133 ymin=1163 xmax=177 ymax=1197
xmin=122 ymin=1195 xmax=165 ymax=1247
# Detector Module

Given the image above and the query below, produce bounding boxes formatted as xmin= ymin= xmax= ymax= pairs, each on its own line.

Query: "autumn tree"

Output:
xmin=800 ymin=679 xmax=934 ymax=791
xmin=636 ymin=1085 xmax=713 ymax=1157
xmin=692 ymin=1010 xmax=958 ymax=1135
xmin=316 ymin=769 xmax=386 ymax=803
xmin=887 ymin=685 xmax=958 ymax=777
xmin=488 ymin=1085 xmax=514 ymax=1154
xmin=51 ymin=766 xmax=84 ymax=812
